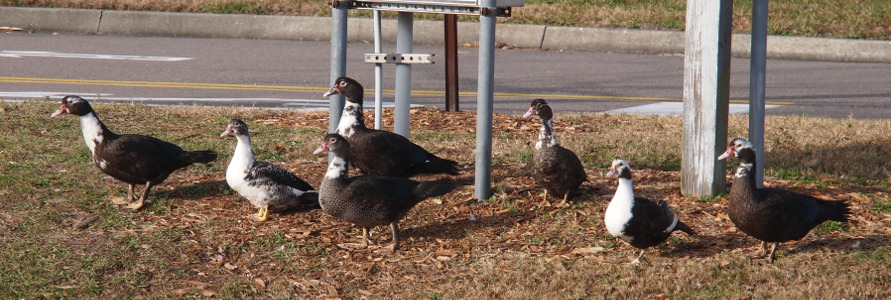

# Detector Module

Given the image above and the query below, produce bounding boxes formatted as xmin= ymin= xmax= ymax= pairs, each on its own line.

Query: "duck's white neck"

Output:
xmin=735 ymin=162 xmax=753 ymax=178
xmin=78 ymin=112 xmax=105 ymax=155
xmin=611 ymin=178 xmax=634 ymax=206
xmin=325 ymin=154 xmax=349 ymax=179
xmin=336 ymin=102 xmax=363 ymax=138
xmin=604 ymin=177 xmax=635 ymax=238
xmin=229 ymin=134 xmax=255 ymax=171
xmin=535 ymin=118 xmax=558 ymax=149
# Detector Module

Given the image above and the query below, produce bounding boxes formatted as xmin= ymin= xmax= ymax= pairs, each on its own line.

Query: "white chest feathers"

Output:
xmin=336 ymin=103 xmax=361 ymax=138
xmin=79 ymin=113 xmax=104 ymax=155
xmin=226 ymin=137 xmax=263 ymax=204
xmin=604 ymin=178 xmax=635 ymax=241
xmin=325 ymin=156 xmax=347 ymax=179
xmin=735 ymin=162 xmax=753 ymax=178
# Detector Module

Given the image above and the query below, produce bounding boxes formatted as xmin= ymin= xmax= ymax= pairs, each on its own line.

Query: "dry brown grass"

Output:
xmin=5 ymin=0 xmax=890 ymax=40
xmin=1 ymin=101 xmax=889 ymax=298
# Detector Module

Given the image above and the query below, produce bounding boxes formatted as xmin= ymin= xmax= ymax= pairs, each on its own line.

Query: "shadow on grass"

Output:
xmin=765 ymin=137 xmax=891 ymax=180
xmin=157 ymin=179 xmax=228 ymax=201
xmin=791 ymin=234 xmax=891 ymax=255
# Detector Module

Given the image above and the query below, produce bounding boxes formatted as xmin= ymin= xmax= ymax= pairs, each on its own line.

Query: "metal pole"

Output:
xmin=475 ymin=0 xmax=496 ymax=201
xmin=444 ymin=14 xmax=459 ymax=112
xmin=750 ymin=0 xmax=768 ymax=188
xmin=394 ymin=12 xmax=413 ymax=137
xmin=373 ymin=10 xmax=384 ymax=130
xmin=329 ymin=0 xmax=348 ymax=134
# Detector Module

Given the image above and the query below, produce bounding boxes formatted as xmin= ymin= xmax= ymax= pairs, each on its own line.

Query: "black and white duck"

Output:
xmin=523 ymin=99 xmax=587 ymax=204
xmin=604 ymin=159 xmax=695 ymax=263
xmin=50 ymin=95 xmax=217 ymax=210
xmin=220 ymin=119 xmax=319 ymax=221
xmin=313 ymin=133 xmax=455 ymax=250
xmin=718 ymin=138 xmax=851 ymax=263
xmin=323 ymin=76 xmax=460 ymax=177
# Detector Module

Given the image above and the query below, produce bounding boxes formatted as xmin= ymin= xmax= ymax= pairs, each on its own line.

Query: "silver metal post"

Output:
xmin=373 ymin=10 xmax=384 ymax=130
xmin=475 ymin=0 xmax=496 ymax=201
xmin=329 ymin=0 xmax=348 ymax=134
xmin=750 ymin=0 xmax=768 ymax=188
xmin=394 ymin=12 xmax=413 ymax=137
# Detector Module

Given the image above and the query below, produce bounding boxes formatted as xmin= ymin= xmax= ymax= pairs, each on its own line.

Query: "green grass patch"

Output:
xmin=200 ymin=1 xmax=268 ymax=14
xmin=2 ymin=101 xmax=890 ymax=298
xmin=3 ymin=0 xmax=889 ymax=40
xmin=869 ymin=198 xmax=891 ymax=214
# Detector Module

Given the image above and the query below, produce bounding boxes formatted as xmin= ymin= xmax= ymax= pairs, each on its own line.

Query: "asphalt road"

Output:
xmin=2 ymin=32 xmax=890 ymax=118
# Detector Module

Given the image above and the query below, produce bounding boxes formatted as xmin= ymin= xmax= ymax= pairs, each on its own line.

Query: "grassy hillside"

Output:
xmin=3 ymin=0 xmax=890 ymax=40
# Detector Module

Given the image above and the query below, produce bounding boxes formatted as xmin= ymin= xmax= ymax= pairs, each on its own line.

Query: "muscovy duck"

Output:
xmin=50 ymin=95 xmax=217 ymax=210
xmin=313 ymin=133 xmax=455 ymax=250
xmin=718 ymin=138 xmax=851 ymax=263
xmin=220 ymin=119 xmax=320 ymax=221
xmin=523 ymin=99 xmax=587 ymax=204
xmin=604 ymin=159 xmax=695 ymax=263
xmin=322 ymin=76 xmax=460 ymax=177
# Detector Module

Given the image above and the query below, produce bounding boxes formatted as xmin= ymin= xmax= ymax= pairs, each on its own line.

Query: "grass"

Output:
xmin=3 ymin=0 xmax=889 ymax=40
xmin=0 ymin=100 xmax=890 ymax=298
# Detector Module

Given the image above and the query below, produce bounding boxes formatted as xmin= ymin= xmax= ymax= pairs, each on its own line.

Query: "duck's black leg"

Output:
xmin=391 ymin=222 xmax=401 ymax=251
xmin=127 ymin=181 xmax=152 ymax=210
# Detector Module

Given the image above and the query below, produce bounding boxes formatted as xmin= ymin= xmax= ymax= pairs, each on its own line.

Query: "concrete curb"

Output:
xmin=3 ymin=6 xmax=890 ymax=63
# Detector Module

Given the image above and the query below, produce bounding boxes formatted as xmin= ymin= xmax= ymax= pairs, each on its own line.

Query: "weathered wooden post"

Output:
xmin=681 ymin=0 xmax=734 ymax=197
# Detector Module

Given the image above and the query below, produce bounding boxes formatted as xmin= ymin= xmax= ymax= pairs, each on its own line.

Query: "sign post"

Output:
xmin=330 ymin=0 xmax=524 ymax=201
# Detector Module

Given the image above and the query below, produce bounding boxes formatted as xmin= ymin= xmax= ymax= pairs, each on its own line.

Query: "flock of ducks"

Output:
xmin=51 ymin=76 xmax=851 ymax=263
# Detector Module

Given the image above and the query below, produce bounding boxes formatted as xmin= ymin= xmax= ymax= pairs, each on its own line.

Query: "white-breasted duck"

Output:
xmin=604 ymin=159 xmax=695 ymax=263
xmin=220 ymin=119 xmax=320 ymax=221
xmin=523 ymin=99 xmax=587 ymax=204
xmin=51 ymin=95 xmax=217 ymax=210
xmin=323 ymin=77 xmax=460 ymax=177
xmin=718 ymin=138 xmax=850 ymax=263
xmin=313 ymin=133 xmax=456 ymax=250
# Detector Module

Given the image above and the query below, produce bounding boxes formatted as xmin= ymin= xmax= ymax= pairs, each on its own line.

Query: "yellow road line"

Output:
xmin=0 ymin=76 xmax=793 ymax=105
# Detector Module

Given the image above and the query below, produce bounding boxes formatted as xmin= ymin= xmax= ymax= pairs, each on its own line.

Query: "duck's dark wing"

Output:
xmin=247 ymin=161 xmax=315 ymax=192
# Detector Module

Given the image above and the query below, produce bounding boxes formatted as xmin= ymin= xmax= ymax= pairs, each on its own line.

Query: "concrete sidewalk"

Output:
xmin=2 ymin=6 xmax=890 ymax=63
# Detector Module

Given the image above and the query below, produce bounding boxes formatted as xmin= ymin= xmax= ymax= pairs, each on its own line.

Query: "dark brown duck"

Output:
xmin=523 ymin=99 xmax=587 ymax=204
xmin=323 ymin=77 xmax=460 ymax=177
xmin=719 ymin=138 xmax=850 ymax=263
xmin=51 ymin=95 xmax=217 ymax=210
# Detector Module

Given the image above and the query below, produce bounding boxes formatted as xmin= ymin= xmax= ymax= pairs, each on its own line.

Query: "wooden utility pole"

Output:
xmin=681 ymin=0 xmax=734 ymax=197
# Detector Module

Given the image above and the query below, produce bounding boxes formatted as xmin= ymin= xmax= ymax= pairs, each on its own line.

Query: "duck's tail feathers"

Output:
xmin=420 ymin=156 xmax=461 ymax=175
xmin=818 ymin=199 xmax=851 ymax=223
xmin=675 ymin=220 xmax=696 ymax=235
xmin=183 ymin=150 xmax=218 ymax=164
xmin=301 ymin=191 xmax=321 ymax=209
xmin=415 ymin=179 xmax=459 ymax=199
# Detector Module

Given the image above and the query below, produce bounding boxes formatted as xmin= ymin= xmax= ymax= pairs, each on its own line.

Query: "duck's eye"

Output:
xmin=345 ymin=106 xmax=353 ymax=111
xmin=339 ymin=81 xmax=347 ymax=87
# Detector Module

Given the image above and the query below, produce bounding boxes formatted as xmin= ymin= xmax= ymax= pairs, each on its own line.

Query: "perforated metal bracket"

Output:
xmin=365 ymin=53 xmax=435 ymax=64
xmin=350 ymin=0 xmax=518 ymax=17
